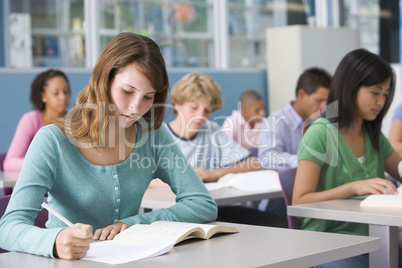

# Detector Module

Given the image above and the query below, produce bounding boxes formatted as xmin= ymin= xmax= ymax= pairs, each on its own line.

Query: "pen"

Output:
xmin=41 ymin=202 xmax=78 ymax=229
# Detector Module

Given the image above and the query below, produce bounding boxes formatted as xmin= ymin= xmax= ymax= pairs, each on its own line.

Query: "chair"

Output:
xmin=0 ymin=153 xmax=6 ymax=171
xmin=248 ymin=147 xmax=258 ymax=157
xmin=0 ymin=194 xmax=48 ymax=253
xmin=0 ymin=152 xmax=14 ymax=196
xmin=278 ymin=167 xmax=302 ymax=229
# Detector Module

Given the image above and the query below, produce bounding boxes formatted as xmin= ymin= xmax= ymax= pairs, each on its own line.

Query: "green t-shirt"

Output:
xmin=297 ymin=118 xmax=394 ymax=236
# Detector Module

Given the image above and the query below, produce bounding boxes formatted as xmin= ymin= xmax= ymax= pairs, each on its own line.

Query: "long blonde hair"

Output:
xmin=55 ymin=32 xmax=169 ymax=148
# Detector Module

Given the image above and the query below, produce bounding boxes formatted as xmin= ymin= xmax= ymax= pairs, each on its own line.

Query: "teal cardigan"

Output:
xmin=0 ymin=123 xmax=217 ymax=258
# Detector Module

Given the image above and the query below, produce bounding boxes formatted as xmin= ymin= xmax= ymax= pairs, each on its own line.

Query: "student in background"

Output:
xmin=0 ymin=33 xmax=217 ymax=260
xmin=258 ymin=67 xmax=331 ymax=171
xmin=160 ymin=72 xmax=284 ymax=227
xmin=222 ymin=90 xmax=265 ymax=151
xmin=257 ymin=67 xmax=331 ymax=216
xmin=389 ymin=103 xmax=402 ymax=155
xmin=166 ymin=72 xmax=262 ymax=182
xmin=293 ymin=49 xmax=402 ymax=267
xmin=4 ymin=69 xmax=70 ymax=171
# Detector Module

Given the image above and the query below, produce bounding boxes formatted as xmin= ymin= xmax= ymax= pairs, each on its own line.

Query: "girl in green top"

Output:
xmin=294 ymin=48 xmax=402 ymax=267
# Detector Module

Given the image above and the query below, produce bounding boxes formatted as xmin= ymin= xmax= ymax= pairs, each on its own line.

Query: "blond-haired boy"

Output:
xmin=167 ymin=72 xmax=262 ymax=182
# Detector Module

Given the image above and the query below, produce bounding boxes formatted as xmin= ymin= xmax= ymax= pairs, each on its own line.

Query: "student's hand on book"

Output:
xmin=194 ymin=168 xmax=219 ymax=182
xmin=352 ymin=178 xmax=398 ymax=195
xmin=93 ymin=222 xmax=130 ymax=241
xmin=54 ymin=223 xmax=93 ymax=260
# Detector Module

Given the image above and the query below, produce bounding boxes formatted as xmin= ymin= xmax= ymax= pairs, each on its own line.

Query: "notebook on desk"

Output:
xmin=360 ymin=185 xmax=402 ymax=208
xmin=204 ymin=170 xmax=281 ymax=192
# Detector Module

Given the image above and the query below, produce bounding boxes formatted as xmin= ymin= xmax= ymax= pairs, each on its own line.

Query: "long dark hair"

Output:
xmin=325 ymin=48 xmax=395 ymax=151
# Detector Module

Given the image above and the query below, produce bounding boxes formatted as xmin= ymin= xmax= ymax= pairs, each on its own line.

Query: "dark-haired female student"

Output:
xmin=293 ymin=48 xmax=402 ymax=267
xmin=4 ymin=69 xmax=70 ymax=171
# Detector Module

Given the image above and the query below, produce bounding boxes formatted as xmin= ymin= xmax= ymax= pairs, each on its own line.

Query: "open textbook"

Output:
xmin=360 ymin=184 xmax=402 ymax=208
xmin=82 ymin=221 xmax=238 ymax=265
xmin=204 ymin=170 xmax=282 ymax=192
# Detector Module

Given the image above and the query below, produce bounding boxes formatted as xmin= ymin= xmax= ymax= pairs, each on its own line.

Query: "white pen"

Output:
xmin=41 ymin=202 xmax=78 ymax=229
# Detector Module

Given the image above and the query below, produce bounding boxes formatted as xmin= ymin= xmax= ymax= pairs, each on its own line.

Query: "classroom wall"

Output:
xmin=0 ymin=69 xmax=268 ymax=153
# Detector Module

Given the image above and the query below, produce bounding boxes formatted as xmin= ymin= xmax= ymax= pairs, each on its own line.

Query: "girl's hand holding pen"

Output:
xmin=54 ymin=223 xmax=93 ymax=260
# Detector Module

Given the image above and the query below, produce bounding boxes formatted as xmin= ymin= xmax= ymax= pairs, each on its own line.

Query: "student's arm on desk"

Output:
xmin=195 ymin=156 xmax=262 ymax=182
xmin=292 ymin=160 xmax=398 ymax=205
xmin=118 ymin=126 xmax=217 ymax=226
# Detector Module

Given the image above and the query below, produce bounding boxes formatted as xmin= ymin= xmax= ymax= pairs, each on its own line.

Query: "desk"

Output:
xmin=0 ymin=222 xmax=380 ymax=268
xmin=1 ymin=172 xmax=283 ymax=208
xmin=0 ymin=171 xmax=19 ymax=188
xmin=288 ymin=199 xmax=402 ymax=268
xmin=141 ymin=186 xmax=283 ymax=209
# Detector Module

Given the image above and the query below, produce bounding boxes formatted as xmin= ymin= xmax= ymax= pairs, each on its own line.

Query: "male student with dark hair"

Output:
xmin=257 ymin=67 xmax=332 ymax=216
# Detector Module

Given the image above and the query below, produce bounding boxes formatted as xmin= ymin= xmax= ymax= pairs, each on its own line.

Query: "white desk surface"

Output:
xmin=2 ymin=172 xmax=283 ymax=207
xmin=141 ymin=186 xmax=283 ymax=209
xmin=0 ymin=171 xmax=19 ymax=188
xmin=288 ymin=199 xmax=402 ymax=268
xmin=1 ymin=171 xmax=283 ymax=208
xmin=287 ymin=199 xmax=402 ymax=226
xmin=0 ymin=222 xmax=380 ymax=268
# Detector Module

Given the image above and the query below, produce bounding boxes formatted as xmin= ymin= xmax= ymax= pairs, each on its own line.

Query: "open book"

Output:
xmin=83 ymin=221 xmax=238 ymax=265
xmin=360 ymin=185 xmax=402 ymax=208
xmin=204 ymin=170 xmax=281 ymax=192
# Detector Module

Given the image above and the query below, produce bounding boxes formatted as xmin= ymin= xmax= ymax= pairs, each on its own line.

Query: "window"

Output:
xmin=2 ymin=0 xmax=397 ymax=69
xmin=8 ymin=0 xmax=85 ymax=68
xmin=228 ymin=0 xmax=279 ymax=68
xmin=98 ymin=0 xmax=214 ymax=68
xmin=343 ymin=0 xmax=379 ymax=54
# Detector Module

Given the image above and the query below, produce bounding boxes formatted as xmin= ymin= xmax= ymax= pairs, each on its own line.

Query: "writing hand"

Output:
xmin=93 ymin=222 xmax=129 ymax=241
xmin=54 ymin=223 xmax=93 ymax=260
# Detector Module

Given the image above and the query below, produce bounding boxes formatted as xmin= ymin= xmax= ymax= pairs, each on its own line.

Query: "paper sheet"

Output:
xmin=205 ymin=170 xmax=281 ymax=192
xmin=82 ymin=239 xmax=175 ymax=264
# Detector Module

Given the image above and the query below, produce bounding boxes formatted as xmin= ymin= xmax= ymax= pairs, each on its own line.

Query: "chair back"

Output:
xmin=278 ymin=167 xmax=302 ymax=229
xmin=0 ymin=195 xmax=11 ymax=253
xmin=0 ymin=153 xmax=13 ymax=195
xmin=248 ymin=147 xmax=258 ymax=157
xmin=0 ymin=153 xmax=6 ymax=171
xmin=0 ymin=194 xmax=48 ymax=253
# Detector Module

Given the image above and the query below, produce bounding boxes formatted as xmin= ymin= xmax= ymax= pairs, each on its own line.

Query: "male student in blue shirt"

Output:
xmin=257 ymin=67 xmax=332 ymax=215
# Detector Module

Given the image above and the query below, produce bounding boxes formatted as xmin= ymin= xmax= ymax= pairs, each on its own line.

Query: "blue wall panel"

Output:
xmin=0 ymin=0 xmax=4 ymax=66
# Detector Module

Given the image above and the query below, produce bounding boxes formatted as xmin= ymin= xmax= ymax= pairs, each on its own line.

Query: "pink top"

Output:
xmin=4 ymin=110 xmax=43 ymax=171
xmin=221 ymin=110 xmax=263 ymax=149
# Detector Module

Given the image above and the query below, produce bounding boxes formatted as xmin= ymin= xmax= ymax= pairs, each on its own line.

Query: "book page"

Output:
xmin=82 ymin=221 xmax=238 ymax=264
xmin=151 ymin=221 xmax=238 ymax=241
xmin=114 ymin=222 xmax=205 ymax=244
xmin=360 ymin=190 xmax=402 ymax=208
xmin=217 ymin=170 xmax=282 ymax=192
xmin=82 ymin=239 xmax=175 ymax=265
xmin=204 ymin=182 xmax=229 ymax=191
